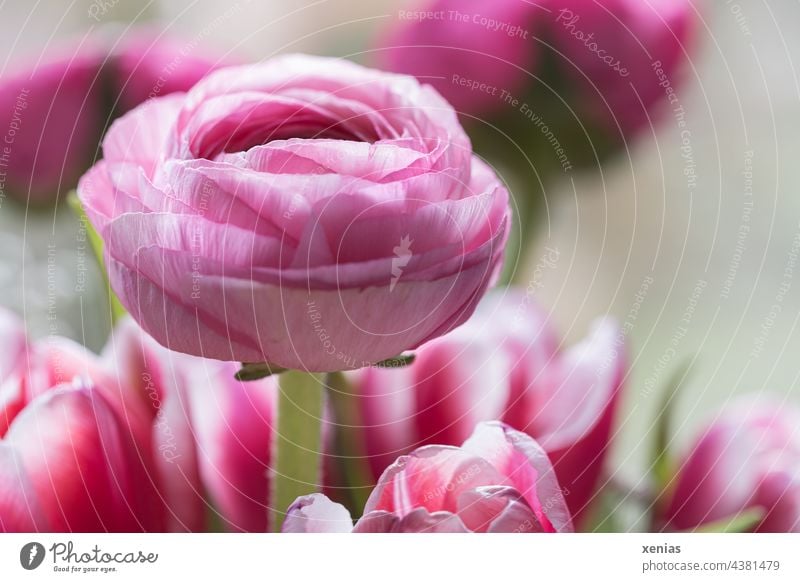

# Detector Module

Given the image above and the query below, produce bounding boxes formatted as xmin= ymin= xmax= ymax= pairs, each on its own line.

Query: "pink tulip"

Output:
xmin=377 ymin=0 xmax=697 ymax=140
xmin=0 ymin=311 xmax=162 ymax=531
xmin=661 ymin=397 xmax=800 ymax=533
xmin=78 ymin=54 xmax=511 ymax=372
xmin=0 ymin=28 xmax=222 ymax=204
xmin=0 ymin=308 xmax=278 ymax=532
xmin=285 ymin=422 xmax=573 ymax=532
xmin=350 ymin=289 xmax=624 ymax=526
xmin=100 ymin=318 xmax=279 ymax=532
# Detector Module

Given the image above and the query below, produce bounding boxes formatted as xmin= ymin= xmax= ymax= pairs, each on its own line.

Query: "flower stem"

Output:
xmin=271 ymin=370 xmax=325 ymax=532
xmin=326 ymin=371 xmax=375 ymax=515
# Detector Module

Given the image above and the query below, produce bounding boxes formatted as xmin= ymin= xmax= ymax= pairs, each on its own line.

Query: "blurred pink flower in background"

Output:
xmin=377 ymin=0 xmax=535 ymax=117
xmin=349 ymin=289 xmax=624 ymax=527
xmin=78 ymin=54 xmax=510 ymax=372
xmin=0 ymin=309 xmax=278 ymax=532
xmin=377 ymin=0 xmax=698 ymax=145
xmin=285 ymin=422 xmax=574 ymax=533
xmin=550 ymin=0 xmax=698 ymax=137
xmin=661 ymin=397 xmax=800 ymax=533
xmin=0 ymin=27 xmax=222 ymax=204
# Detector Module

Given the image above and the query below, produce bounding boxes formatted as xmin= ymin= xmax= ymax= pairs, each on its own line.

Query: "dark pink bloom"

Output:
xmin=377 ymin=0 xmax=698 ymax=139
xmin=0 ymin=28 xmax=222 ymax=204
xmin=350 ymin=289 xmax=625 ymax=526
xmin=78 ymin=54 xmax=510 ymax=372
xmin=285 ymin=422 xmax=573 ymax=533
xmin=662 ymin=397 xmax=800 ymax=533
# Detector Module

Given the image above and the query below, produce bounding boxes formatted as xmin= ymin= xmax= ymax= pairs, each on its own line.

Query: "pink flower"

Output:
xmin=78 ymin=54 xmax=510 ymax=372
xmin=0 ymin=28 xmax=222 ymax=204
xmin=377 ymin=0 xmax=697 ymax=139
xmin=284 ymin=422 xmax=573 ymax=533
xmin=661 ymin=397 xmax=800 ymax=533
xmin=104 ymin=319 xmax=279 ymax=532
xmin=549 ymin=0 xmax=698 ymax=136
xmin=378 ymin=1 xmax=536 ymax=117
xmin=112 ymin=30 xmax=226 ymax=113
xmin=349 ymin=289 xmax=624 ymax=526
xmin=0 ymin=311 xmax=162 ymax=531
xmin=0 ymin=308 xmax=278 ymax=532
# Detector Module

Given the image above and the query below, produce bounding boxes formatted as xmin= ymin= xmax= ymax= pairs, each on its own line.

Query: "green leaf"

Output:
xmin=652 ymin=356 xmax=695 ymax=489
xmin=234 ymin=362 xmax=288 ymax=382
xmin=692 ymin=507 xmax=765 ymax=533
xmin=67 ymin=191 xmax=127 ymax=324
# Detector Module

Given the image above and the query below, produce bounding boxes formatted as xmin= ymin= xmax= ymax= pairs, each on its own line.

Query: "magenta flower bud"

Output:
xmin=549 ymin=0 xmax=698 ymax=137
xmin=377 ymin=0 xmax=698 ymax=155
xmin=0 ymin=28 xmax=223 ymax=205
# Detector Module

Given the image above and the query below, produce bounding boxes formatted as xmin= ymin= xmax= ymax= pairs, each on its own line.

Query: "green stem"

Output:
xmin=67 ymin=191 xmax=126 ymax=325
xmin=326 ymin=371 xmax=375 ymax=516
xmin=271 ymin=370 xmax=325 ymax=532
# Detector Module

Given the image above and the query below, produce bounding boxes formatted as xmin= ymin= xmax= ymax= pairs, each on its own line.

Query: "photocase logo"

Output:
xmin=390 ymin=235 xmax=414 ymax=292
xmin=20 ymin=542 xmax=45 ymax=570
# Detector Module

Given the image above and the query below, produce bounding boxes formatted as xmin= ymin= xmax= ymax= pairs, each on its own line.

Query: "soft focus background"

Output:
xmin=1 ymin=0 xmax=798 ymax=522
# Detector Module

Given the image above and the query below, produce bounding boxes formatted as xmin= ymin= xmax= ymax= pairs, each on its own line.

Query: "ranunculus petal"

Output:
xmin=79 ymin=53 xmax=509 ymax=372
xmin=103 ymin=94 xmax=184 ymax=177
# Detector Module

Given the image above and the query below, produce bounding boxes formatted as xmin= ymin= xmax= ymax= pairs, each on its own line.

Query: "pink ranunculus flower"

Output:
xmin=284 ymin=422 xmax=573 ymax=533
xmin=377 ymin=0 xmax=697 ymax=141
xmin=348 ymin=289 xmax=624 ymax=527
xmin=77 ymin=54 xmax=511 ymax=372
xmin=548 ymin=0 xmax=698 ymax=137
xmin=661 ymin=397 xmax=800 ymax=533
xmin=0 ymin=308 xmax=278 ymax=532
xmin=0 ymin=28 xmax=222 ymax=204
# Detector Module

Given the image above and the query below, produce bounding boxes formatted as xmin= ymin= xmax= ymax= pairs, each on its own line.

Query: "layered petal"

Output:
xmin=78 ymin=54 xmax=509 ymax=371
